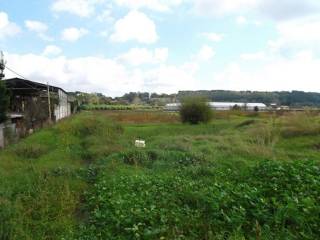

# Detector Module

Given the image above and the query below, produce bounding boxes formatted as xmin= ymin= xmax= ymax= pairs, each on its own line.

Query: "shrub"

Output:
xmin=179 ymin=97 xmax=212 ymax=124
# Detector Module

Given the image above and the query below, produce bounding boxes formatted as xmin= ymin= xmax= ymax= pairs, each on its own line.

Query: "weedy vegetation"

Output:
xmin=179 ymin=97 xmax=213 ymax=124
xmin=0 ymin=110 xmax=320 ymax=239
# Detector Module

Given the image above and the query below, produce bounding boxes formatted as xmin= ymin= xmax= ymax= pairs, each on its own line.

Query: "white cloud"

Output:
xmin=52 ymin=0 xmax=104 ymax=17
xmin=192 ymin=0 xmax=320 ymax=21
xmin=5 ymin=52 xmax=197 ymax=96
xmin=236 ymin=16 xmax=247 ymax=25
xmin=61 ymin=27 xmax=88 ymax=42
xmin=110 ymin=10 xmax=158 ymax=44
xmin=117 ymin=47 xmax=168 ymax=66
xmin=0 ymin=12 xmax=9 ymax=28
xmin=0 ymin=12 xmax=21 ymax=40
xmin=277 ymin=17 xmax=320 ymax=43
xmin=257 ymin=0 xmax=320 ymax=20
xmin=97 ymin=9 xmax=114 ymax=22
xmin=193 ymin=0 xmax=256 ymax=16
xmin=143 ymin=65 xmax=196 ymax=93
xmin=214 ymin=51 xmax=320 ymax=92
xmin=113 ymin=0 xmax=183 ymax=12
xmin=268 ymin=16 xmax=320 ymax=56
xmin=25 ymin=20 xmax=53 ymax=41
xmin=241 ymin=51 xmax=266 ymax=61
xmin=202 ymin=32 xmax=224 ymax=42
xmin=25 ymin=20 xmax=48 ymax=32
xmin=154 ymin=48 xmax=169 ymax=62
xmin=197 ymin=45 xmax=215 ymax=61
xmin=42 ymin=45 xmax=63 ymax=57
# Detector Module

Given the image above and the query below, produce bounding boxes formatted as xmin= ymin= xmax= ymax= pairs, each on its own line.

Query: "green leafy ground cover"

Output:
xmin=0 ymin=111 xmax=320 ymax=239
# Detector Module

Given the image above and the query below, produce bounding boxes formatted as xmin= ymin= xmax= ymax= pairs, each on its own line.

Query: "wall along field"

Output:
xmin=0 ymin=110 xmax=320 ymax=239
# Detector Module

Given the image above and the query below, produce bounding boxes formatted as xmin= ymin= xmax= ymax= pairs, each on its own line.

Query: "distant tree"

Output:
xmin=179 ymin=97 xmax=212 ymax=124
xmin=232 ymin=104 xmax=241 ymax=111
xmin=0 ymin=81 xmax=9 ymax=123
xmin=178 ymin=90 xmax=320 ymax=107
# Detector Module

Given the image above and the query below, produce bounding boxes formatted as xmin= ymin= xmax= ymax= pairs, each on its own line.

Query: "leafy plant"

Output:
xmin=179 ymin=97 xmax=213 ymax=124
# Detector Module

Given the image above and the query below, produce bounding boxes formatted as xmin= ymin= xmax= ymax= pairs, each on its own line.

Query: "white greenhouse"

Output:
xmin=165 ymin=102 xmax=267 ymax=111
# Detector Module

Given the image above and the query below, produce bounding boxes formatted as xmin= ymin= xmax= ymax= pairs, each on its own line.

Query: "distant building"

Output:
xmin=209 ymin=102 xmax=267 ymax=111
xmin=165 ymin=102 xmax=267 ymax=111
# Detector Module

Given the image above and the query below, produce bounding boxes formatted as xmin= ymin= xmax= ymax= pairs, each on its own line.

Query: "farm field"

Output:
xmin=0 ymin=110 xmax=320 ymax=240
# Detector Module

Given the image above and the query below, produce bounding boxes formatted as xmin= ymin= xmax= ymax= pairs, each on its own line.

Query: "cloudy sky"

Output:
xmin=1 ymin=0 xmax=320 ymax=96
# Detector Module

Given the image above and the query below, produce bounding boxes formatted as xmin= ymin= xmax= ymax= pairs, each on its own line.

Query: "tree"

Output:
xmin=0 ymin=81 xmax=9 ymax=123
xmin=179 ymin=97 xmax=212 ymax=124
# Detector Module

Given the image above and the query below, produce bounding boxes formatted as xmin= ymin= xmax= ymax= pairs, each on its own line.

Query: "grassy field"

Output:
xmin=0 ymin=110 xmax=320 ymax=239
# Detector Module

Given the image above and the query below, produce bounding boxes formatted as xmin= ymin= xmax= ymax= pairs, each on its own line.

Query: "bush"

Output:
xmin=179 ymin=97 xmax=212 ymax=124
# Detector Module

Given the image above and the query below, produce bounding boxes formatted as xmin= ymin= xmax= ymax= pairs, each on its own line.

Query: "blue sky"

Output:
xmin=1 ymin=0 xmax=320 ymax=96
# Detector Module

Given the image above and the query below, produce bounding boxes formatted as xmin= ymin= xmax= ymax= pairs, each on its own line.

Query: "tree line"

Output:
xmin=178 ymin=90 xmax=320 ymax=107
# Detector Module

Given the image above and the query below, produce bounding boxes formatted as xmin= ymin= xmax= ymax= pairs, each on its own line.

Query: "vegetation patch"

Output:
xmin=14 ymin=143 xmax=49 ymax=159
xmin=180 ymin=97 xmax=213 ymax=124
xmin=1 ymin=111 xmax=320 ymax=239
xmin=280 ymin=112 xmax=320 ymax=138
xmin=80 ymin=160 xmax=320 ymax=240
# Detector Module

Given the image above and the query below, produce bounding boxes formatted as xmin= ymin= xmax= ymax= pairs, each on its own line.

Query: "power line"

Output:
xmin=5 ymin=65 xmax=28 ymax=80
xmin=4 ymin=65 xmax=43 ymax=91
xmin=4 ymin=62 xmax=53 ymax=92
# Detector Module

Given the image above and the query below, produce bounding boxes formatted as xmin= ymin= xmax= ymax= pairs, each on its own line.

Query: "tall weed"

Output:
xmin=280 ymin=111 xmax=320 ymax=138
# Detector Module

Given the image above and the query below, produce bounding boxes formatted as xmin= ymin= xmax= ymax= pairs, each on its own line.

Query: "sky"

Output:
xmin=1 ymin=0 xmax=320 ymax=96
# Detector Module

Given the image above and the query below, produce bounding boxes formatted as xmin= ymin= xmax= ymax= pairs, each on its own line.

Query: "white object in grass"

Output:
xmin=135 ymin=140 xmax=146 ymax=148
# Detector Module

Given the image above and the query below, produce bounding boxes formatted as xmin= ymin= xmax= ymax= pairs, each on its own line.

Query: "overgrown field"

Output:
xmin=0 ymin=111 xmax=320 ymax=239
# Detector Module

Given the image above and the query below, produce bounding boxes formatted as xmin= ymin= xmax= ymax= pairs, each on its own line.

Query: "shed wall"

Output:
xmin=0 ymin=124 xmax=4 ymax=149
xmin=54 ymin=90 xmax=72 ymax=121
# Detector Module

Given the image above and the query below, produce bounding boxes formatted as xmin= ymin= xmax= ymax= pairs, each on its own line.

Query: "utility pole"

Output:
xmin=0 ymin=51 xmax=5 ymax=80
xmin=47 ymin=82 xmax=52 ymax=123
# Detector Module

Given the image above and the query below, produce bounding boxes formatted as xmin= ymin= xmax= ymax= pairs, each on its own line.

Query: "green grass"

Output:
xmin=0 ymin=112 xmax=123 ymax=239
xmin=0 ymin=111 xmax=320 ymax=239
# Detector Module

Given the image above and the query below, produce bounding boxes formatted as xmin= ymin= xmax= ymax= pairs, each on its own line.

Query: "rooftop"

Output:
xmin=2 ymin=78 xmax=67 ymax=96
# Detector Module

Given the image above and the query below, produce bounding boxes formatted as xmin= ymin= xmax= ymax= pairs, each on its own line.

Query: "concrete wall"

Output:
xmin=54 ymin=90 xmax=72 ymax=121
xmin=0 ymin=124 xmax=4 ymax=149
xmin=0 ymin=123 xmax=17 ymax=149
